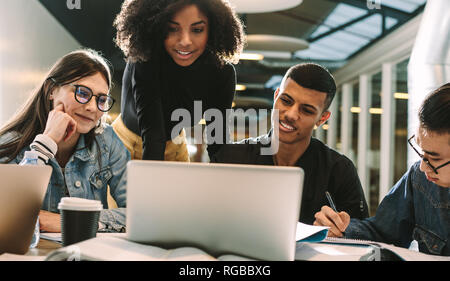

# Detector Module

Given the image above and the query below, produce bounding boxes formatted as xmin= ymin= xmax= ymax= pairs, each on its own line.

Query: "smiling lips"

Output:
xmin=75 ymin=113 xmax=94 ymax=122
xmin=175 ymin=49 xmax=194 ymax=58
xmin=279 ymin=120 xmax=296 ymax=132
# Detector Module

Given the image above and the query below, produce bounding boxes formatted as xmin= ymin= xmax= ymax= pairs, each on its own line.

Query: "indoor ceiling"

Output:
xmin=38 ymin=0 xmax=426 ymax=107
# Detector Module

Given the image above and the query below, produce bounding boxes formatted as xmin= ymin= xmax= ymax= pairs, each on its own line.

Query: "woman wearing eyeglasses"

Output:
xmin=113 ymin=0 xmax=244 ymax=161
xmin=0 ymin=49 xmax=130 ymax=233
xmin=314 ymin=83 xmax=450 ymax=256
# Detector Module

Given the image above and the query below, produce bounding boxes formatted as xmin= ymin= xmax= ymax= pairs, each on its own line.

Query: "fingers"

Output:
xmin=53 ymin=103 xmax=65 ymax=112
xmin=314 ymin=210 xmax=343 ymax=237
xmin=39 ymin=210 xmax=61 ymax=233
xmin=314 ymin=206 xmax=350 ymax=237
xmin=314 ymin=219 xmax=342 ymax=237
xmin=63 ymin=117 xmax=77 ymax=142
xmin=39 ymin=210 xmax=50 ymax=216
xmin=339 ymin=211 xmax=350 ymax=228
xmin=44 ymin=106 xmax=77 ymax=144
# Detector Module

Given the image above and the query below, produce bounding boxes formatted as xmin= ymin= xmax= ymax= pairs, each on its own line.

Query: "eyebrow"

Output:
xmin=73 ymin=83 xmax=109 ymax=95
xmin=415 ymin=137 xmax=441 ymax=157
xmin=303 ymin=104 xmax=318 ymax=112
xmin=423 ymin=150 xmax=440 ymax=157
xmin=168 ymin=20 xmax=207 ymax=26
xmin=281 ymin=93 xmax=319 ymax=112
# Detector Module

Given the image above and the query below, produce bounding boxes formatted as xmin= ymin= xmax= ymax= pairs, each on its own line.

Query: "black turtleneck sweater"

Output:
xmin=210 ymin=132 xmax=369 ymax=224
xmin=120 ymin=53 xmax=236 ymax=160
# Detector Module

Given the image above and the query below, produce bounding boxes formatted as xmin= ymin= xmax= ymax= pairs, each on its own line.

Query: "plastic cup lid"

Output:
xmin=58 ymin=197 xmax=103 ymax=211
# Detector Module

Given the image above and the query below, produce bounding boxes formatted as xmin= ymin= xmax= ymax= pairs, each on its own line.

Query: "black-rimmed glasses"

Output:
xmin=407 ymin=135 xmax=450 ymax=174
xmin=71 ymin=84 xmax=115 ymax=112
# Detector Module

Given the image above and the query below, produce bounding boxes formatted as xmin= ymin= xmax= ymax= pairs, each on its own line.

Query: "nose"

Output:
xmin=419 ymin=158 xmax=434 ymax=174
xmin=85 ymin=96 xmax=98 ymax=112
xmin=284 ymin=107 xmax=299 ymax=122
xmin=178 ymin=30 xmax=192 ymax=47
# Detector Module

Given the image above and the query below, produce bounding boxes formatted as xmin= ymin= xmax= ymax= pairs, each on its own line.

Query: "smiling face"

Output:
xmin=50 ymin=72 xmax=109 ymax=134
xmin=416 ymin=127 xmax=450 ymax=187
xmin=273 ymin=77 xmax=331 ymax=145
xmin=164 ymin=4 xmax=209 ymax=67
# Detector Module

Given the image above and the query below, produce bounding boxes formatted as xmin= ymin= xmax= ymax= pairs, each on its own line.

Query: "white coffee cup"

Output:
xmin=58 ymin=197 xmax=103 ymax=211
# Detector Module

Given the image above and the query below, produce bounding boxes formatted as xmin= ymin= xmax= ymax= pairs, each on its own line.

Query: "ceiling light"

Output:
xmin=236 ymin=84 xmax=247 ymax=91
xmin=350 ymin=107 xmax=361 ymax=113
xmin=350 ymin=107 xmax=383 ymax=114
xmin=246 ymin=34 xmax=309 ymax=52
xmin=239 ymin=52 xmax=264 ymax=61
xmin=228 ymin=0 xmax=303 ymax=13
xmin=394 ymin=92 xmax=409 ymax=99
xmin=369 ymin=108 xmax=383 ymax=115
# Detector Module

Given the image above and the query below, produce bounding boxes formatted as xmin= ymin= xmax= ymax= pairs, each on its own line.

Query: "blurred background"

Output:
xmin=1 ymin=0 xmax=449 ymax=215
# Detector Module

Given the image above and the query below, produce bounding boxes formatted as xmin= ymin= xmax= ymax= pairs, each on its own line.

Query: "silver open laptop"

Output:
xmin=126 ymin=160 xmax=304 ymax=261
xmin=0 ymin=164 xmax=52 ymax=254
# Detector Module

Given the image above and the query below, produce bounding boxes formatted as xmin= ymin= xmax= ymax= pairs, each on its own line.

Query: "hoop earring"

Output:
xmin=94 ymin=114 xmax=107 ymax=134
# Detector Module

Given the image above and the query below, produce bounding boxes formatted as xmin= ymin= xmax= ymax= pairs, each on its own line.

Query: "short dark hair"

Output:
xmin=284 ymin=63 xmax=337 ymax=110
xmin=419 ymin=83 xmax=450 ymax=135
xmin=113 ymin=0 xmax=245 ymax=65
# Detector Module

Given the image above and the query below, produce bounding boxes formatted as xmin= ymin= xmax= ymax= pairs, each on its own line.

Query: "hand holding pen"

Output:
xmin=313 ymin=191 xmax=350 ymax=237
xmin=325 ymin=191 xmax=338 ymax=213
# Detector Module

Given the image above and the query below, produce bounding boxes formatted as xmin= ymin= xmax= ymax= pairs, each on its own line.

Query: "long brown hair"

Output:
xmin=0 ymin=49 xmax=112 ymax=162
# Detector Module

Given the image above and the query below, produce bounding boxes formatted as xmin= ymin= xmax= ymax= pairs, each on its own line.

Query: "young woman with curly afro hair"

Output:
xmin=113 ymin=0 xmax=245 ymax=161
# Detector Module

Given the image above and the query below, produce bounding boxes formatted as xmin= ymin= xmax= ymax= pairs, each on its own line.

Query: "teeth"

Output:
xmin=280 ymin=121 xmax=295 ymax=130
xmin=177 ymin=50 xmax=192 ymax=55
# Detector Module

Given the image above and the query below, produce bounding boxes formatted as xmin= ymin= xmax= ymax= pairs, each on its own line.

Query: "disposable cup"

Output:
xmin=58 ymin=197 xmax=102 ymax=247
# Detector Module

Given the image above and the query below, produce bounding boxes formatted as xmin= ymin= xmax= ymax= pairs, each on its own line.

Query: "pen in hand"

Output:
xmin=325 ymin=191 xmax=346 ymax=236
xmin=325 ymin=191 xmax=338 ymax=212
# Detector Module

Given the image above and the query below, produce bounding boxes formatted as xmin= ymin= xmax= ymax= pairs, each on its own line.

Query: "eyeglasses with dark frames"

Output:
xmin=407 ymin=135 xmax=450 ymax=175
xmin=70 ymin=84 xmax=115 ymax=112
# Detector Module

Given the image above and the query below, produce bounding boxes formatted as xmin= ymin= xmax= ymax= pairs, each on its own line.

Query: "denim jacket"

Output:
xmin=2 ymin=126 xmax=130 ymax=232
xmin=345 ymin=161 xmax=450 ymax=256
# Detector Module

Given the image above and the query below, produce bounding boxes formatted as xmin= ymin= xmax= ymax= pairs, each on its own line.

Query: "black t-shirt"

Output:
xmin=210 ymin=133 xmax=369 ymax=224
xmin=121 ymin=52 xmax=236 ymax=160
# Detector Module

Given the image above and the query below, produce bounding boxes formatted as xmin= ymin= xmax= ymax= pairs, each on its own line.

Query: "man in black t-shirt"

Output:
xmin=211 ymin=63 xmax=369 ymax=225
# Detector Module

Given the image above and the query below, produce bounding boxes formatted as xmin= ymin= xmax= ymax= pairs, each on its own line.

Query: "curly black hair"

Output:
xmin=114 ymin=0 xmax=245 ymax=65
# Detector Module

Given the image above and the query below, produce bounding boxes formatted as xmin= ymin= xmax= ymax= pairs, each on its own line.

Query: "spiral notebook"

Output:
xmin=319 ymin=237 xmax=450 ymax=261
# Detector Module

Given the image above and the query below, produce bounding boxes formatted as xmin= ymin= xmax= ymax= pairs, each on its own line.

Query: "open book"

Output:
xmin=45 ymin=234 xmax=255 ymax=261
xmin=44 ymin=223 xmax=329 ymax=261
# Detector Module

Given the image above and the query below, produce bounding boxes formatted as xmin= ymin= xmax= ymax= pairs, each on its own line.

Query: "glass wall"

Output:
xmin=394 ymin=58 xmax=409 ymax=183
xmin=351 ymin=82 xmax=359 ymax=164
xmin=334 ymin=88 xmax=342 ymax=151
xmin=329 ymin=61 xmax=412 ymax=216
xmin=369 ymin=71 xmax=382 ymax=215
xmin=324 ymin=6 xmax=423 ymax=217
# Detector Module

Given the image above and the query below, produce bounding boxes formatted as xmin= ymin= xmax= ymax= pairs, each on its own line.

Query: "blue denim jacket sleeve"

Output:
xmin=98 ymin=127 xmax=130 ymax=232
xmin=345 ymin=163 xmax=416 ymax=248
xmin=0 ymin=129 xmax=130 ymax=232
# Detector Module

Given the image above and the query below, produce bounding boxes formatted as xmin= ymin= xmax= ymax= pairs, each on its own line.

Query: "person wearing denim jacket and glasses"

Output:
xmin=314 ymin=83 xmax=450 ymax=256
xmin=0 ymin=49 xmax=130 ymax=233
